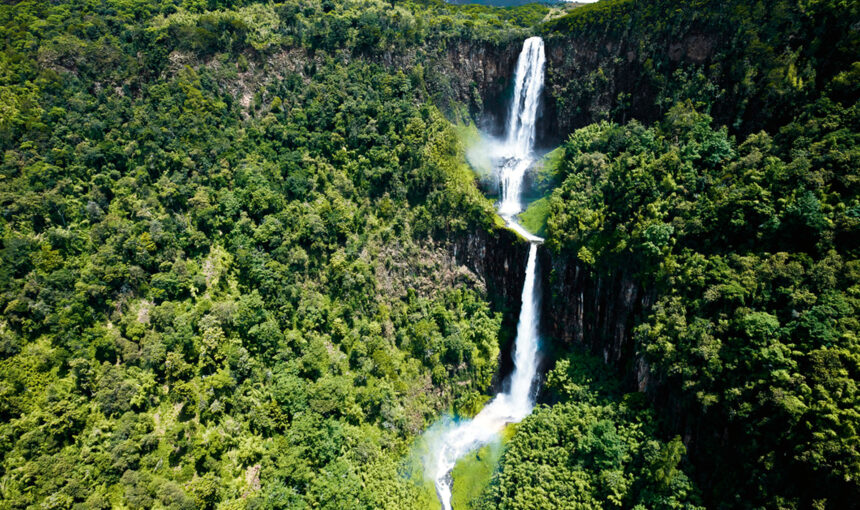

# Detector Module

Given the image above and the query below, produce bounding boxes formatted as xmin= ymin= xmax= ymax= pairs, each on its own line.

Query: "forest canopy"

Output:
xmin=1 ymin=0 xmax=858 ymax=508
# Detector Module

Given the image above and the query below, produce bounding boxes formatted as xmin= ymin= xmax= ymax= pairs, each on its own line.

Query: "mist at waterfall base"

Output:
xmin=421 ymin=36 xmax=546 ymax=510
xmin=426 ymin=245 xmax=542 ymax=509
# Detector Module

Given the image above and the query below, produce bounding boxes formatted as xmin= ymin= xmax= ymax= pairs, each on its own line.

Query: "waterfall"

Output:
xmin=506 ymin=36 xmax=545 ymax=158
xmin=431 ymin=36 xmax=545 ymax=510
xmin=498 ymin=36 xmax=545 ymax=220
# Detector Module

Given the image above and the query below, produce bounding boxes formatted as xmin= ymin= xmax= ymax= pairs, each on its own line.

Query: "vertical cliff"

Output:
xmin=454 ymin=227 xmax=529 ymax=316
xmin=433 ymin=38 xmax=557 ymax=148
xmin=538 ymin=0 xmax=855 ymax=141
xmin=536 ymin=246 xmax=655 ymax=391
xmin=453 ymin=227 xmax=530 ymax=382
xmin=542 ymin=30 xmax=717 ymax=140
xmin=535 ymin=247 xmax=720 ymax=497
xmin=439 ymin=39 xmax=522 ymax=134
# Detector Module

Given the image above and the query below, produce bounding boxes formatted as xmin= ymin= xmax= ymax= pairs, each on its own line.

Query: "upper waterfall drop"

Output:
xmin=498 ymin=36 xmax=545 ymax=222
xmin=429 ymin=36 xmax=546 ymax=510
xmin=506 ymin=36 xmax=546 ymax=158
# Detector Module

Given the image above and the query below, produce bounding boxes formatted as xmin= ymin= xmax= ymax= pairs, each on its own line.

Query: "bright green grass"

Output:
xmin=493 ymin=213 xmax=507 ymax=229
xmin=403 ymin=435 xmax=445 ymax=510
xmin=518 ymin=196 xmax=550 ymax=237
xmin=450 ymin=424 xmax=517 ymax=509
xmin=533 ymin=146 xmax=564 ymax=190
xmin=541 ymin=146 xmax=565 ymax=174
xmin=515 ymin=146 xmax=562 ymax=238
xmin=417 ymin=478 xmax=443 ymax=510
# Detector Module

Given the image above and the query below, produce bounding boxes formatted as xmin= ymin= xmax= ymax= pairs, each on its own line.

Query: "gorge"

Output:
xmin=431 ymin=36 xmax=546 ymax=510
xmin=1 ymin=1 xmax=856 ymax=508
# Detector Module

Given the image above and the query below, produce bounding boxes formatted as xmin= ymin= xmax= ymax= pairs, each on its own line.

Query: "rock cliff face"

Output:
xmin=537 ymin=247 xmax=655 ymax=390
xmin=440 ymin=39 xmax=559 ymax=149
xmin=536 ymin=246 xmax=726 ymax=500
xmin=542 ymin=30 xmax=718 ymax=143
xmin=424 ymin=28 xmax=719 ymax=146
xmin=453 ymin=227 xmax=529 ymax=314
xmin=453 ymin=227 xmax=530 ymax=383
xmin=426 ymin=39 xmax=522 ymax=135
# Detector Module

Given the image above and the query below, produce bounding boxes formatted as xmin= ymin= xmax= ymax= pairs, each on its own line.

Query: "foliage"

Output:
xmin=1 ymin=0 xmax=857 ymax=508
xmin=541 ymin=0 xmax=860 ymax=136
xmin=514 ymin=147 xmax=564 ymax=237
xmin=0 ymin=0 xmax=546 ymax=507
xmin=545 ymin=70 xmax=859 ymax=506
xmin=517 ymin=197 xmax=549 ymax=238
xmin=480 ymin=350 xmax=703 ymax=509
xmin=450 ymin=425 xmax=513 ymax=510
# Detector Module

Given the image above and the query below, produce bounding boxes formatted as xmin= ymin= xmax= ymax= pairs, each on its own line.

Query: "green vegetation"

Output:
xmin=0 ymin=0 xmax=557 ymax=507
xmin=543 ymin=0 xmax=859 ymax=136
xmin=454 ymin=122 xmax=495 ymax=185
xmin=480 ymin=351 xmax=702 ymax=509
xmin=451 ymin=425 xmax=512 ymax=510
xmin=488 ymin=2 xmax=859 ymax=507
xmin=1 ymin=0 xmax=857 ymax=508
xmin=533 ymin=146 xmax=565 ymax=193
xmin=544 ymin=79 xmax=859 ymax=506
xmin=515 ymin=147 xmax=564 ymax=237
xmin=517 ymin=197 xmax=549 ymax=237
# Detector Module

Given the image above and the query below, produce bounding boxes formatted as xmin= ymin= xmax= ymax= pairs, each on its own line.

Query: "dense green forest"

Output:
xmin=0 ymin=1 xmax=535 ymax=507
xmin=523 ymin=1 xmax=858 ymax=508
xmin=539 ymin=98 xmax=858 ymax=508
xmin=1 ymin=0 xmax=858 ymax=509
xmin=477 ymin=350 xmax=702 ymax=509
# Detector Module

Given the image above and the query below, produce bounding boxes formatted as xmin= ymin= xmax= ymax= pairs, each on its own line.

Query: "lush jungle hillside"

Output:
xmin=519 ymin=0 xmax=859 ymax=509
xmin=1 ymin=0 xmax=858 ymax=509
xmin=536 ymin=98 xmax=859 ymax=509
xmin=0 ymin=1 xmax=542 ymax=507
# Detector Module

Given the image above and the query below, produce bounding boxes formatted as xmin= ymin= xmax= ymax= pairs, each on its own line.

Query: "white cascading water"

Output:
xmin=498 ymin=36 xmax=545 ymax=222
xmin=431 ymin=36 xmax=545 ymax=510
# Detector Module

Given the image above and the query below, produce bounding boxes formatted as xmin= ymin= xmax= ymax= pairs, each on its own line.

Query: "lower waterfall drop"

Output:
xmin=430 ymin=36 xmax=546 ymax=510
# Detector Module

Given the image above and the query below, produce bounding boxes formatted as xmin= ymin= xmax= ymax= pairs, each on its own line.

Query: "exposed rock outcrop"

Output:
xmin=453 ymin=226 xmax=530 ymax=384
xmin=542 ymin=30 xmax=718 ymax=143
xmin=437 ymin=39 xmax=522 ymax=134
xmin=453 ymin=227 xmax=529 ymax=313
xmin=535 ymin=246 xmax=736 ymax=506
xmin=537 ymin=246 xmax=655 ymax=390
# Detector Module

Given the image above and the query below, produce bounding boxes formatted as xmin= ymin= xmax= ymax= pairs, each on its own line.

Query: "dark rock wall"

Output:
xmin=453 ymin=226 xmax=529 ymax=315
xmin=453 ymin=226 xmax=530 ymax=385
xmin=430 ymin=38 xmax=522 ymax=135
xmin=376 ymin=37 xmax=524 ymax=135
xmin=536 ymin=246 xmax=725 ymax=501
xmin=429 ymin=38 xmax=562 ymax=149
xmin=537 ymin=246 xmax=656 ymax=391
xmin=416 ymin=29 xmax=720 ymax=148
xmin=543 ymin=30 xmax=717 ymax=140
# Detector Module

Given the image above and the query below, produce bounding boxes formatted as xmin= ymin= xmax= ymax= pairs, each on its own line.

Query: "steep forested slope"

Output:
xmin=478 ymin=351 xmax=702 ymax=509
xmin=0 ymin=1 xmax=542 ymax=507
xmin=1 ymin=0 xmax=858 ymax=509
xmin=522 ymin=1 xmax=859 ymax=507
xmin=540 ymin=99 xmax=858 ymax=508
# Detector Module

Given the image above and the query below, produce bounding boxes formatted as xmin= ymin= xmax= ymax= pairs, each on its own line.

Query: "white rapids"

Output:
xmin=431 ymin=36 xmax=546 ymax=510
